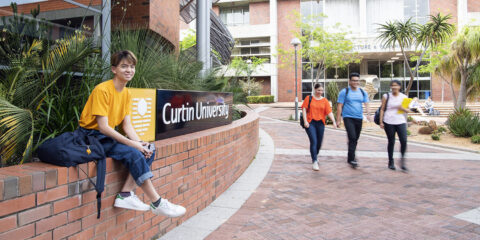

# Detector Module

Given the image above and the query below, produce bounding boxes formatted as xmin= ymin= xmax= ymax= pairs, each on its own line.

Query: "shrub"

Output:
xmin=431 ymin=133 xmax=440 ymax=141
xmin=407 ymin=129 xmax=411 ymax=136
xmin=447 ymin=108 xmax=480 ymax=137
xmin=472 ymin=135 xmax=480 ymax=144
xmin=246 ymin=95 xmax=274 ymax=103
xmin=407 ymin=116 xmax=413 ymax=122
xmin=437 ymin=126 xmax=447 ymax=133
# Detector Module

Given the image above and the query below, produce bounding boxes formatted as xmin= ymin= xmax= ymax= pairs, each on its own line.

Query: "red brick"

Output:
xmin=125 ymin=215 xmax=143 ymax=231
xmin=116 ymin=210 xmax=135 ymax=225
xmin=94 ymin=218 xmax=115 ymax=235
xmin=18 ymin=204 xmax=51 ymax=226
xmin=67 ymin=227 xmax=94 ymax=240
xmin=37 ymin=185 xmax=68 ymax=205
xmin=55 ymin=167 xmax=68 ymax=186
xmin=0 ymin=214 xmax=16 ymax=233
xmin=53 ymin=195 xmax=81 ymax=214
xmin=143 ymin=225 xmax=159 ymax=240
xmin=82 ymin=190 xmax=97 ymax=204
xmin=81 ymin=211 xmax=107 ymax=229
xmin=0 ymin=193 xmax=35 ymax=217
xmin=151 ymin=158 xmax=166 ymax=170
xmin=53 ymin=220 xmax=81 ymax=240
xmin=68 ymin=202 xmax=96 ymax=222
xmin=135 ymin=220 xmax=152 ymax=235
xmin=45 ymin=169 xmax=57 ymax=189
xmin=36 ymin=212 xmax=68 ymax=234
xmin=0 ymin=179 xmax=3 ymax=201
xmin=117 ymin=230 xmax=136 ymax=240
xmin=0 ymin=222 xmax=34 ymax=239
xmin=106 ymin=171 xmax=124 ymax=184
xmin=31 ymin=232 xmax=53 ymax=240
xmin=106 ymin=224 xmax=125 ymax=240
xmin=68 ymin=167 xmax=79 ymax=183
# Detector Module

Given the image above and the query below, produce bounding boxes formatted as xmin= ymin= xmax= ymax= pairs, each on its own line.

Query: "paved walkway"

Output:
xmin=206 ymin=107 xmax=480 ymax=240
xmin=159 ymin=106 xmax=480 ymax=240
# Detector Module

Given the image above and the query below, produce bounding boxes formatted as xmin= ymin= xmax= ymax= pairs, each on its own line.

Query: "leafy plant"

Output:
xmin=326 ymin=82 xmax=339 ymax=116
xmin=407 ymin=116 xmax=413 ymax=122
xmin=246 ymin=95 xmax=274 ymax=103
xmin=431 ymin=133 xmax=440 ymax=141
xmin=447 ymin=108 xmax=480 ymax=137
xmin=471 ymin=135 xmax=480 ymax=144
xmin=407 ymin=129 xmax=411 ymax=136
xmin=437 ymin=126 xmax=447 ymax=133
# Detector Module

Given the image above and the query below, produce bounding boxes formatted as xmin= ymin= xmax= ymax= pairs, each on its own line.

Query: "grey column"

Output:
xmin=102 ymin=0 xmax=111 ymax=67
xmin=197 ymin=0 xmax=211 ymax=76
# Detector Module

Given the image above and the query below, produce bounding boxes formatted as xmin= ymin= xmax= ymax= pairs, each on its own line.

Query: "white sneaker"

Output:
xmin=151 ymin=199 xmax=186 ymax=218
xmin=312 ymin=161 xmax=319 ymax=171
xmin=114 ymin=191 xmax=150 ymax=211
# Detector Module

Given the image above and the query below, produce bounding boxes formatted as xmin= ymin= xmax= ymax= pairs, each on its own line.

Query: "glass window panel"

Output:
xmin=326 ymin=68 xmax=336 ymax=79
xmin=419 ymin=80 xmax=430 ymax=90
xmin=250 ymin=47 xmax=259 ymax=54
xmin=244 ymin=7 xmax=249 ymax=24
xmin=418 ymin=92 xmax=426 ymax=100
xmin=380 ymin=61 xmax=392 ymax=78
xmin=349 ymin=63 xmax=360 ymax=75
xmin=337 ymin=67 xmax=348 ymax=78
xmin=241 ymin=48 xmax=250 ymax=55
xmin=234 ymin=8 xmax=243 ymax=25
xmin=302 ymin=63 xmax=312 ymax=79
xmin=368 ymin=61 xmax=379 ymax=76
xmin=392 ymin=61 xmax=404 ymax=77
xmin=240 ymin=40 xmax=250 ymax=45
xmin=302 ymin=82 xmax=313 ymax=92
xmin=337 ymin=81 xmax=348 ymax=90
xmin=380 ymin=80 xmax=391 ymax=92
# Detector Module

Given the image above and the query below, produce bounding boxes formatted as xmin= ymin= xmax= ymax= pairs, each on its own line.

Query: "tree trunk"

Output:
xmin=456 ymin=70 xmax=468 ymax=109
xmin=400 ymin=45 xmax=415 ymax=95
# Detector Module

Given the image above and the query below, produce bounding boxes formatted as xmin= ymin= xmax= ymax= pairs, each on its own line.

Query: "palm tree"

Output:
xmin=450 ymin=26 xmax=480 ymax=108
xmin=377 ymin=14 xmax=454 ymax=95
xmin=0 ymin=33 xmax=98 ymax=166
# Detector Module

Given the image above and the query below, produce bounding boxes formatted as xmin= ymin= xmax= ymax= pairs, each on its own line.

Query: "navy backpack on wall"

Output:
xmin=37 ymin=128 xmax=111 ymax=218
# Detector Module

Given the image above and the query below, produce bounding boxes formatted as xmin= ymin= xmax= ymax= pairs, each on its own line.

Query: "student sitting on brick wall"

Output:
xmin=78 ymin=50 xmax=186 ymax=217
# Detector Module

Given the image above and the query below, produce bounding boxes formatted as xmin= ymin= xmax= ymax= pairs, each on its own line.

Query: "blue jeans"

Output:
xmin=305 ymin=120 xmax=325 ymax=163
xmin=78 ymin=127 xmax=155 ymax=186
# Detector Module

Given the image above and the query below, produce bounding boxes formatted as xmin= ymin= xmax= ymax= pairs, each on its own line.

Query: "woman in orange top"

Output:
xmin=302 ymin=83 xmax=337 ymax=171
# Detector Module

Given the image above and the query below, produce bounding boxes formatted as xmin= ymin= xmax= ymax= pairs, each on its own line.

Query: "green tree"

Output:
xmin=377 ymin=14 xmax=455 ymax=95
xmin=278 ymin=12 xmax=360 ymax=90
xmin=229 ymin=56 xmax=267 ymax=96
xmin=450 ymin=26 xmax=480 ymax=108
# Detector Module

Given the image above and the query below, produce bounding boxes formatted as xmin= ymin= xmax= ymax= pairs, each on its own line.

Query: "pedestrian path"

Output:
xmin=205 ymin=107 xmax=480 ymax=240
xmin=158 ymin=129 xmax=275 ymax=240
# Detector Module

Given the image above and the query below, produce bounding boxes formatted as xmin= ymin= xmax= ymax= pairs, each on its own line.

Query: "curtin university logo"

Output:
xmin=156 ymin=90 xmax=233 ymax=140
xmin=130 ymin=89 xmax=233 ymax=141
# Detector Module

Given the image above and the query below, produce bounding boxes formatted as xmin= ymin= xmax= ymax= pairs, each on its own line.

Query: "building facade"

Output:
xmin=201 ymin=0 xmax=480 ymax=102
xmin=0 ymin=0 xmax=180 ymax=51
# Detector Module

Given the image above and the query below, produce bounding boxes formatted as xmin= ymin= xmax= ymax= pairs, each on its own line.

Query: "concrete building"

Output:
xmin=180 ymin=0 xmax=480 ymax=102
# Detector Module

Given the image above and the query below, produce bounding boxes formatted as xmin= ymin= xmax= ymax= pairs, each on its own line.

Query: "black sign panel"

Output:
xmin=156 ymin=90 xmax=233 ymax=140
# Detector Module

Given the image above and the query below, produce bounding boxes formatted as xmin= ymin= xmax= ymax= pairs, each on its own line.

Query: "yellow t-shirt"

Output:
xmin=79 ymin=80 xmax=132 ymax=130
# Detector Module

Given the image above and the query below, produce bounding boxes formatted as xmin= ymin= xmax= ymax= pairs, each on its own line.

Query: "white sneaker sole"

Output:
xmin=114 ymin=200 xmax=150 ymax=211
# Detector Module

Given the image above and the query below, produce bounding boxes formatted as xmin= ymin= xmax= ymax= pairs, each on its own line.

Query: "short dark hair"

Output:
xmin=349 ymin=72 xmax=360 ymax=80
xmin=314 ymin=83 xmax=323 ymax=89
xmin=390 ymin=80 xmax=402 ymax=87
xmin=111 ymin=50 xmax=137 ymax=67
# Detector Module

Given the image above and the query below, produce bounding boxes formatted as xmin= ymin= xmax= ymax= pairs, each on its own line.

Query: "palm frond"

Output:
xmin=0 ymin=98 xmax=34 ymax=165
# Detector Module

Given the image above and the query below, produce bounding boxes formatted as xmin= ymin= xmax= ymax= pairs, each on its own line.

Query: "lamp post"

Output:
xmin=246 ymin=59 xmax=252 ymax=96
xmin=291 ymin=37 xmax=301 ymax=121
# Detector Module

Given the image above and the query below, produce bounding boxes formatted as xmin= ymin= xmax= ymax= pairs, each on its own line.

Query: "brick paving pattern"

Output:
xmin=207 ymin=107 xmax=480 ymax=240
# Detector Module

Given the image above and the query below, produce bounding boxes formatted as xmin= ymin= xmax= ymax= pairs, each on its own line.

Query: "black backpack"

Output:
xmin=37 ymin=128 xmax=113 ymax=218
xmin=374 ymin=93 xmax=390 ymax=125
xmin=300 ymin=95 xmax=313 ymax=128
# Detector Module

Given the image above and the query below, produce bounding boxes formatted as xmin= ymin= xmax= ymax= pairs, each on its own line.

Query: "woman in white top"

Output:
xmin=379 ymin=80 xmax=411 ymax=171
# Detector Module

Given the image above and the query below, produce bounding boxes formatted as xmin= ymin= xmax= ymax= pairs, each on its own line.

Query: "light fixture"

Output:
xmin=386 ymin=60 xmax=394 ymax=63
xmin=396 ymin=53 xmax=403 ymax=56
xmin=391 ymin=57 xmax=400 ymax=60
xmin=290 ymin=38 xmax=301 ymax=47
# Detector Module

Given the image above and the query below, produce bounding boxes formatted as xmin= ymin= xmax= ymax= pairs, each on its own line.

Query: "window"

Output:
xmin=220 ymin=6 xmax=249 ymax=26
xmin=301 ymin=0 xmax=324 ymax=27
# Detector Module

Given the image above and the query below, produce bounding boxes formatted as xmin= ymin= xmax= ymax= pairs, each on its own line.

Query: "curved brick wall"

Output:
xmin=0 ymin=106 xmax=259 ymax=240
